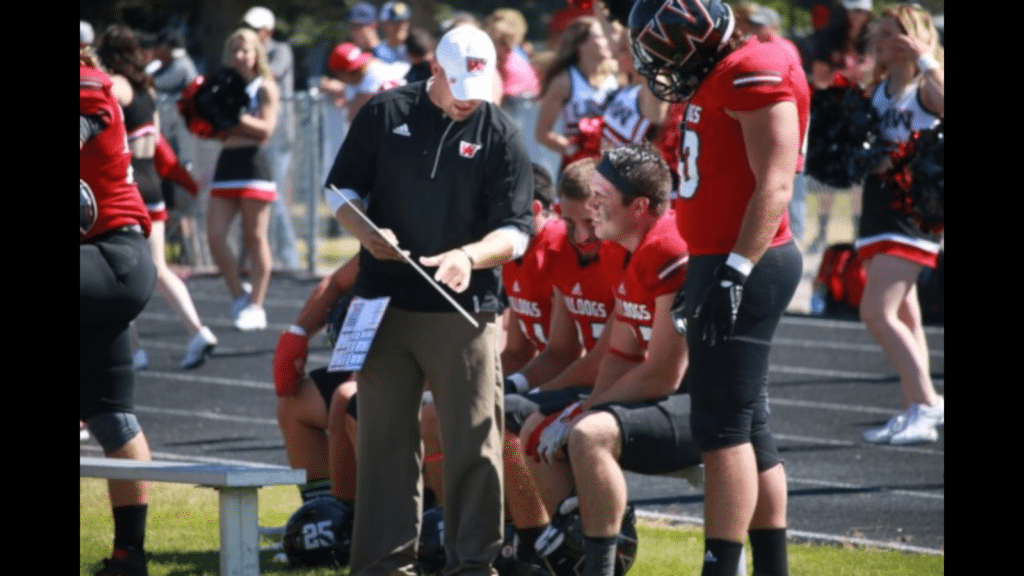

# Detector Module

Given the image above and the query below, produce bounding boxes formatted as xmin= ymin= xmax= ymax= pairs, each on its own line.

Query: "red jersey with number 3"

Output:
xmin=609 ymin=213 xmax=689 ymax=352
xmin=547 ymin=228 xmax=627 ymax=353
xmin=675 ymin=36 xmax=809 ymax=255
xmin=503 ymin=218 xmax=562 ymax=351
xmin=80 ymin=64 xmax=151 ymax=242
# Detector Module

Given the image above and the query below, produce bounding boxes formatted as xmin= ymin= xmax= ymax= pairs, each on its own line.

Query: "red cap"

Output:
xmin=329 ymin=42 xmax=371 ymax=73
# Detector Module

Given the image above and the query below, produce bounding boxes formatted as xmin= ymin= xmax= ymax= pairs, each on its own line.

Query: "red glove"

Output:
xmin=273 ymin=331 xmax=308 ymax=396
xmin=154 ymin=135 xmax=199 ymax=195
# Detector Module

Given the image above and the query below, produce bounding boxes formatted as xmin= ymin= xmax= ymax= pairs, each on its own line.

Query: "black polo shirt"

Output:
xmin=325 ymin=80 xmax=534 ymax=313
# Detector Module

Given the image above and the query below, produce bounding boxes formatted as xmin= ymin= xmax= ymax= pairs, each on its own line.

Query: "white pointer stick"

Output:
xmin=331 ymin=185 xmax=479 ymax=328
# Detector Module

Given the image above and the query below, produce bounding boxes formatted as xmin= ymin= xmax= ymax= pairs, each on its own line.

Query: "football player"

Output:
xmin=520 ymin=144 xmax=694 ymax=576
xmin=630 ymin=1 xmax=809 ymax=574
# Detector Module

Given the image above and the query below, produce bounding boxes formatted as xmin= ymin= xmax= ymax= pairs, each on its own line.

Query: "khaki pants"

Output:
xmin=350 ymin=307 xmax=504 ymax=576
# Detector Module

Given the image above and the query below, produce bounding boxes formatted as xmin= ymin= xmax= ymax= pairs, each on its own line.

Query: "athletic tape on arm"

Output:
xmin=325 ymin=186 xmax=362 ymax=215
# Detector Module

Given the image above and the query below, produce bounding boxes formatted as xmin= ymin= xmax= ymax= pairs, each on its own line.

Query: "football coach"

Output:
xmin=324 ymin=24 xmax=534 ymax=576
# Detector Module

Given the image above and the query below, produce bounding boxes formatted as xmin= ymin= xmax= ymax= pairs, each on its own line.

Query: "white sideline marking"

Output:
xmin=634 ymin=509 xmax=943 ymax=556
xmin=773 ymin=336 xmax=944 ymax=358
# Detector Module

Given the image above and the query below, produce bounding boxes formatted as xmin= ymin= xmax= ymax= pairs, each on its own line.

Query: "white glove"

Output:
xmin=537 ymin=401 xmax=584 ymax=464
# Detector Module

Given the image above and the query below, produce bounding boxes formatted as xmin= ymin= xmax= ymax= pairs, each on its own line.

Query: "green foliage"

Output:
xmin=82 ymin=479 xmax=942 ymax=576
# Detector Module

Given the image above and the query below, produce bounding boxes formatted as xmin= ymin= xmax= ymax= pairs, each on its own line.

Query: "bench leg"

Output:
xmin=216 ymin=486 xmax=260 ymax=576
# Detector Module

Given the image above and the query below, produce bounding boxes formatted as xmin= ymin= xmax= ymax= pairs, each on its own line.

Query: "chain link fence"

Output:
xmin=156 ymin=89 xmax=558 ymax=277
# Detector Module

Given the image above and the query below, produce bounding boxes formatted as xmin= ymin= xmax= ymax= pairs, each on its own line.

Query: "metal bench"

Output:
xmin=80 ymin=456 xmax=305 ymax=576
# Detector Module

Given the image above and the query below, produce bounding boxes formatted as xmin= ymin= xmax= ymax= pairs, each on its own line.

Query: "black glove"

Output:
xmin=694 ymin=263 xmax=748 ymax=346
xmin=670 ymin=285 xmax=687 ymax=336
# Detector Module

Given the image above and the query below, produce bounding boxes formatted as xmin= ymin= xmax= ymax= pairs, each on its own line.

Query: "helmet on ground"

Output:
xmin=629 ymin=0 xmax=735 ymax=102
xmin=282 ymin=496 xmax=353 ymax=568
xmin=419 ymin=506 xmax=447 ymax=576
xmin=80 ymin=179 xmax=96 ymax=238
xmin=535 ymin=496 xmax=638 ymax=576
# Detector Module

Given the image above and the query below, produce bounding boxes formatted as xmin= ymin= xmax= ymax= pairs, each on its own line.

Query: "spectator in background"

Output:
xmin=347 ymin=2 xmax=382 ymax=53
xmin=325 ymin=42 xmax=409 ymax=122
xmin=806 ymin=0 xmax=876 ymax=253
xmin=732 ymin=1 xmax=763 ymax=37
xmin=151 ymin=29 xmax=198 ymax=96
xmin=375 ymin=1 xmax=412 ymax=64
xmin=750 ymin=5 xmax=810 ymax=244
xmin=535 ymin=16 xmax=619 ymax=173
xmin=856 ymin=3 xmax=944 ymax=445
xmin=485 ymin=7 xmax=540 ymax=107
xmin=243 ymin=6 xmax=300 ymax=270
xmin=403 ymin=26 xmax=435 ymax=83
xmin=81 ymin=20 xmax=95 ymax=48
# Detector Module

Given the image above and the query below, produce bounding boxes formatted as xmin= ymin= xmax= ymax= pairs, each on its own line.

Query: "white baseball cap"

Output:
xmin=841 ymin=0 xmax=872 ymax=11
xmin=243 ymin=6 xmax=275 ymax=30
xmin=434 ymin=26 xmax=495 ymax=101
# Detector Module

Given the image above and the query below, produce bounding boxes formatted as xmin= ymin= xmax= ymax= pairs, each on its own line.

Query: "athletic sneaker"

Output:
xmin=230 ymin=290 xmax=251 ymax=322
xmin=132 ymin=349 xmax=149 ymax=371
xmin=234 ymin=304 xmax=267 ymax=331
xmin=95 ymin=547 xmax=148 ymax=576
xmin=889 ymin=402 xmax=943 ymax=445
xmin=81 ymin=421 xmax=90 ymax=442
xmin=181 ymin=326 xmax=218 ymax=369
xmin=862 ymin=412 xmax=908 ymax=444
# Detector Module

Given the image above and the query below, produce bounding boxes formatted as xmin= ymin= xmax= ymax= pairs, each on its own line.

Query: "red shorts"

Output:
xmin=855 ymin=235 xmax=940 ymax=269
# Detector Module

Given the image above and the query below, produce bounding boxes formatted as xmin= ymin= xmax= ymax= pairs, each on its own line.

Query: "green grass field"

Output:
xmin=81 ymin=478 xmax=942 ymax=575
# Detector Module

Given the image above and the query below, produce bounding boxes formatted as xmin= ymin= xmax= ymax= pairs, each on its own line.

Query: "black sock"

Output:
xmin=299 ymin=478 xmax=331 ymax=501
xmin=582 ymin=535 xmax=617 ymax=576
xmin=516 ymin=526 xmax=545 ymax=563
xmin=112 ymin=504 xmax=147 ymax=552
xmin=701 ymin=538 xmax=743 ymax=576
xmin=749 ymin=528 xmax=788 ymax=576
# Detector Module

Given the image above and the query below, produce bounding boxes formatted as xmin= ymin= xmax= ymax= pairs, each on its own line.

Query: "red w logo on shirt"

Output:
xmin=466 ymin=57 xmax=487 ymax=73
xmin=460 ymin=141 xmax=481 ymax=158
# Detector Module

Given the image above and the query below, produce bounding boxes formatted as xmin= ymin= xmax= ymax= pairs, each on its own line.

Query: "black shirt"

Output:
xmin=325 ymin=80 xmax=534 ymax=313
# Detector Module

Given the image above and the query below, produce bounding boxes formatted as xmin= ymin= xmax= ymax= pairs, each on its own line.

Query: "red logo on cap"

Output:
xmin=459 ymin=141 xmax=481 ymax=158
xmin=466 ymin=57 xmax=486 ymax=73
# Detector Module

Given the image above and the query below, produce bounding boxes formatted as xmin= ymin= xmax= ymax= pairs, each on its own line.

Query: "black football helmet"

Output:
xmin=535 ymin=496 xmax=639 ymax=576
xmin=80 ymin=179 xmax=97 ymax=238
xmin=629 ymin=0 xmax=735 ymax=102
xmin=282 ymin=496 xmax=354 ymax=568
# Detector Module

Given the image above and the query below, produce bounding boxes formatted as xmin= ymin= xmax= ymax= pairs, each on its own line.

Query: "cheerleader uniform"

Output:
xmin=855 ymin=79 xmax=942 ymax=267
xmin=209 ymin=76 xmax=278 ymax=202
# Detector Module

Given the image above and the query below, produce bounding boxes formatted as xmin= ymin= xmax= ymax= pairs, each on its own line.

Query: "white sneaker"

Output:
xmin=181 ymin=326 xmax=218 ymax=369
xmin=231 ymin=284 xmax=252 ymax=317
xmin=234 ymin=304 xmax=267 ymax=331
xmin=80 ymin=421 xmax=90 ymax=442
xmin=132 ymin=349 xmax=149 ymax=370
xmin=862 ymin=412 xmax=907 ymax=444
xmin=889 ymin=402 xmax=943 ymax=445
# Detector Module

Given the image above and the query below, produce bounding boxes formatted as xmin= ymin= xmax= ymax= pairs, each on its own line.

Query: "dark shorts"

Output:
xmin=80 ymin=230 xmax=156 ymax=420
xmin=593 ymin=393 xmax=702 ymax=475
xmin=684 ymin=241 xmax=801 ymax=458
xmin=309 ymin=367 xmax=354 ymax=410
xmin=504 ymin=387 xmax=591 ymax=436
xmin=210 ymin=146 xmax=277 ymax=202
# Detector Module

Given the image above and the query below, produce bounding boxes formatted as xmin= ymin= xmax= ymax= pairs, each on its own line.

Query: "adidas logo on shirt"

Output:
xmin=512 ymin=280 xmax=521 ymax=293
xmin=392 ymin=123 xmax=411 ymax=136
xmin=571 ymin=282 xmax=582 ymax=296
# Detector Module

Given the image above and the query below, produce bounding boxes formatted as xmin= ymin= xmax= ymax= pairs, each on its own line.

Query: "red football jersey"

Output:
xmin=502 ymin=218 xmax=562 ymax=352
xmin=547 ymin=227 xmax=627 ymax=353
xmin=609 ymin=213 xmax=689 ymax=352
xmin=675 ymin=36 xmax=810 ymax=255
xmin=80 ymin=64 xmax=151 ymax=242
